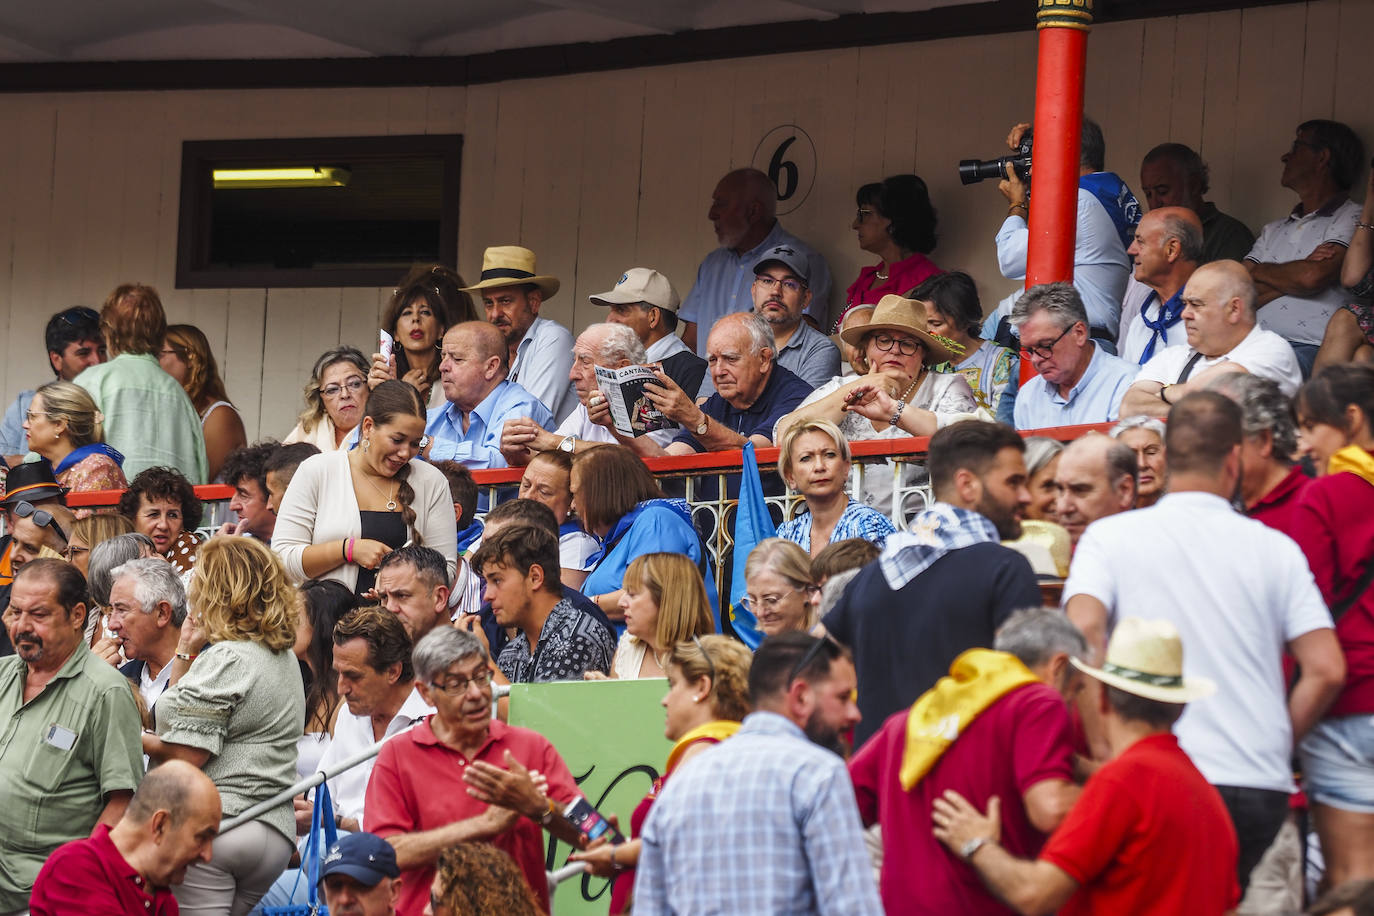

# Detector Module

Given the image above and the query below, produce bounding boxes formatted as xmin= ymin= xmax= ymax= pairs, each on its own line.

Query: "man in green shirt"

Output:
xmin=0 ymin=559 xmax=144 ymax=913
xmin=74 ymin=283 xmax=208 ymax=484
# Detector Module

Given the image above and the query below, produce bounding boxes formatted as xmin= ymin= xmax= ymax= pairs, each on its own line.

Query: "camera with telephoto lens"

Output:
xmin=959 ymin=134 xmax=1033 ymax=186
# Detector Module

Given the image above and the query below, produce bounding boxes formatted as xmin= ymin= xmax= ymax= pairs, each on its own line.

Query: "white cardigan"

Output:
xmin=272 ymin=450 xmax=458 ymax=592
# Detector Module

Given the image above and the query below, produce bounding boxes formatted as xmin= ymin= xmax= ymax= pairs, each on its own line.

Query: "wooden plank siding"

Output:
xmin=0 ymin=0 xmax=1368 ymax=442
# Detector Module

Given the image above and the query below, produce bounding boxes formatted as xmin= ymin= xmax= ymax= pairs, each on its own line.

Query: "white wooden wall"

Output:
xmin=0 ymin=0 xmax=1369 ymax=442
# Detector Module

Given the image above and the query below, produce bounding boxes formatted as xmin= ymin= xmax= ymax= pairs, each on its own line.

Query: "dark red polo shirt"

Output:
xmin=364 ymin=716 xmax=578 ymax=916
xmin=30 ymin=823 xmax=178 ymax=916
xmin=1246 ymin=464 xmax=1312 ymax=536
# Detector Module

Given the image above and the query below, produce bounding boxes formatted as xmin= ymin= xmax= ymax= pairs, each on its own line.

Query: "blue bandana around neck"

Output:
xmin=52 ymin=443 xmax=124 ymax=475
xmin=1079 ymin=171 xmax=1142 ymax=251
xmin=1138 ymin=288 xmax=1187 ymax=364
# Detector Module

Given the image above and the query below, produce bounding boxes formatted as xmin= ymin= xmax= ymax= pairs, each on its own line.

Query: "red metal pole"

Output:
xmin=1020 ymin=0 xmax=1093 ymax=384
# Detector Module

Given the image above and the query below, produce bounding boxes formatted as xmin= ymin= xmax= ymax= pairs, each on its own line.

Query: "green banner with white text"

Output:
xmin=509 ymin=677 xmax=673 ymax=916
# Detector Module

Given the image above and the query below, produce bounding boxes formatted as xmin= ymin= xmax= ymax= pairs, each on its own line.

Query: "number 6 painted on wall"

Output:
xmin=768 ymin=136 xmax=799 ymax=201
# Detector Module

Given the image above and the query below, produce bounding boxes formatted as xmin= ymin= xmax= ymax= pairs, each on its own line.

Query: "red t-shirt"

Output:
xmin=30 ymin=823 xmax=179 ymax=916
xmin=364 ymin=716 xmax=578 ymax=916
xmin=848 ymin=682 xmax=1075 ymax=916
xmin=1246 ymin=464 xmax=1312 ymax=536
xmin=1289 ymin=469 xmax=1374 ymax=717
xmin=1041 ymin=733 xmax=1239 ymax=915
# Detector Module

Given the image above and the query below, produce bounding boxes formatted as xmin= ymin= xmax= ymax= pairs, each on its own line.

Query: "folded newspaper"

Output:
xmin=594 ymin=365 xmax=680 ymax=437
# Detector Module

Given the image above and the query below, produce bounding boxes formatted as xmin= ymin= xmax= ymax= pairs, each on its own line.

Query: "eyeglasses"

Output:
xmin=788 ymin=633 xmax=841 ymax=684
xmin=13 ymin=500 xmax=68 ymax=545
xmin=320 ymin=377 xmax=366 ymax=399
xmin=740 ymin=586 xmax=816 ymax=615
xmin=1018 ymin=323 xmax=1077 ymax=360
xmin=430 ymin=668 xmax=492 ymax=695
xmin=62 ymin=544 xmax=89 ymax=561
xmin=869 ymin=333 xmax=923 ymax=357
xmin=754 ymin=275 xmax=807 ymax=295
xmin=855 ymin=208 xmax=875 ymax=222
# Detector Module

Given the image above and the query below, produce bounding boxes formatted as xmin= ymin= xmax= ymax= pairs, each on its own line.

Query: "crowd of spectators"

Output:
xmin=0 ymin=112 xmax=1372 ymax=916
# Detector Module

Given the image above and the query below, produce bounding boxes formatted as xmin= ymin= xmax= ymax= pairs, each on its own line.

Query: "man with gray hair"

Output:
xmin=848 ymin=608 xmax=1085 ymax=914
xmin=1011 ymin=282 xmax=1138 ymax=430
xmin=1054 ymin=434 xmax=1139 ymax=548
xmin=1120 ymin=260 xmax=1303 ymax=419
xmin=105 ymin=556 xmax=187 ymax=709
xmin=1207 ymin=373 xmax=1311 ymax=533
xmin=1138 ymin=142 xmax=1254 ymax=263
xmin=364 ymin=625 xmax=585 ymax=915
xmin=1118 ymin=207 xmax=1205 ymax=365
xmin=680 ymin=167 xmax=833 ymax=354
xmin=499 ymin=321 xmax=674 ymax=464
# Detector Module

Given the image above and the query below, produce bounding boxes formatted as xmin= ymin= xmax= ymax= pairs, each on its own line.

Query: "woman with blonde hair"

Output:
xmin=144 ymin=536 xmax=305 ymax=916
xmin=22 ymin=380 xmax=126 ymax=501
xmin=285 ymin=346 xmax=370 ymax=452
xmin=159 ymin=324 xmax=247 ymax=481
xmin=594 ymin=552 xmax=714 ymax=680
xmin=775 ymin=418 xmax=895 ymax=556
xmin=572 ymin=635 xmax=752 ymax=914
xmin=65 ymin=512 xmax=134 ymax=578
xmin=743 ymin=538 xmax=820 ymax=637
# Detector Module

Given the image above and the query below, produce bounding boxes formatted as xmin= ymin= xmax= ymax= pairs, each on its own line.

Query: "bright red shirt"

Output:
xmin=1246 ymin=464 xmax=1312 ymax=536
xmin=849 ymin=682 xmax=1075 ymax=915
xmin=29 ymin=823 xmax=178 ymax=916
xmin=1289 ymin=469 xmax=1374 ymax=717
xmin=364 ymin=716 xmax=578 ymax=916
xmin=1041 ymin=733 xmax=1239 ymax=915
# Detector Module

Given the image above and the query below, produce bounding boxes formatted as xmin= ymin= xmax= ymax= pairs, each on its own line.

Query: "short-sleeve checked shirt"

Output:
xmin=0 ymin=641 xmax=144 ymax=912
xmin=497 ymin=598 xmax=616 ymax=682
xmin=635 ymin=711 xmax=884 ymax=916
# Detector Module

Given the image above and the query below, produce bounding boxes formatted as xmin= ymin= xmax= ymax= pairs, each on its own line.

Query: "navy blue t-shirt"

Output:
xmin=823 ymin=542 xmax=1041 ymax=748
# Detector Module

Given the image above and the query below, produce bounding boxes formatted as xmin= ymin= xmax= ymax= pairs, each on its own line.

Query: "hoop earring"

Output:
xmin=362 ymin=438 xmax=371 ymax=452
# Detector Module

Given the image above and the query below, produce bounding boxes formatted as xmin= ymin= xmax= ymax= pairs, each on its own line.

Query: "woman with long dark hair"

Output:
xmin=160 ymin=324 xmax=247 ymax=482
xmin=369 ymin=264 xmax=478 ymax=406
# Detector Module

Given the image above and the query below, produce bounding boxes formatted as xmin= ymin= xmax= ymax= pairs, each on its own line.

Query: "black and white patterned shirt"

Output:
xmin=497 ymin=598 xmax=615 ymax=683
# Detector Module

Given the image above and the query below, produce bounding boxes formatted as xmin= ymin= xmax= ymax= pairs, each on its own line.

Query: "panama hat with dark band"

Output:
xmin=1069 ymin=616 xmax=1216 ymax=704
xmin=460 ymin=246 xmax=560 ymax=300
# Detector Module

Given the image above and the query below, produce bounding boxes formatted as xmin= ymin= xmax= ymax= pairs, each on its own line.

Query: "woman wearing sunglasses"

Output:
xmin=775 ymin=294 xmax=982 ymax=517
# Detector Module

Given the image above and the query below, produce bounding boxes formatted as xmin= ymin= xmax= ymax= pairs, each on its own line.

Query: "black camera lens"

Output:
xmin=959 ymin=158 xmax=1011 ymax=186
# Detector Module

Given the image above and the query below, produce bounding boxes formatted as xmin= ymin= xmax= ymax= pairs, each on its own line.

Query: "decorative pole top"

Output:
xmin=1037 ymin=0 xmax=1094 ymax=31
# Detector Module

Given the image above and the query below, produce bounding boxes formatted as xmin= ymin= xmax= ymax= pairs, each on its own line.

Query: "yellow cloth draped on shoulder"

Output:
xmin=1329 ymin=445 xmax=1374 ymax=488
xmin=899 ymin=648 xmax=1039 ymax=790
xmin=665 ymin=720 xmax=742 ymax=776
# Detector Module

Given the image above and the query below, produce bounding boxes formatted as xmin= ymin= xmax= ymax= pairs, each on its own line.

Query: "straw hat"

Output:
xmin=1003 ymin=520 xmax=1071 ymax=579
xmin=1070 ymin=617 xmax=1216 ymax=704
xmin=840 ymin=294 xmax=964 ymax=365
xmin=460 ymin=246 xmax=560 ymax=300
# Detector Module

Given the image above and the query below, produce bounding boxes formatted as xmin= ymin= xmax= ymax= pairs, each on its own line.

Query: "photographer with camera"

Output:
xmin=967 ymin=118 xmax=1137 ymax=356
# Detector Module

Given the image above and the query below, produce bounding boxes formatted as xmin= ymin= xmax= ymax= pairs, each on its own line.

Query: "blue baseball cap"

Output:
xmin=751 ymin=244 xmax=810 ymax=284
xmin=318 ymin=832 xmax=400 ymax=886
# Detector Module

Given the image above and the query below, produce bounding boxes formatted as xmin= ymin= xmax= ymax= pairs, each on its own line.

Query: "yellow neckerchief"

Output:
xmin=1329 ymin=445 xmax=1374 ymax=488
xmin=664 ymin=720 xmax=741 ymax=776
xmin=899 ymin=649 xmax=1039 ymax=790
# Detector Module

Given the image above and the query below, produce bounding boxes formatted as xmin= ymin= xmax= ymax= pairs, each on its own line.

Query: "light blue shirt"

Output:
xmin=775 ymin=321 xmax=842 ymax=388
xmin=1013 ymin=342 xmax=1138 ymax=430
xmin=0 ymin=391 xmax=35 ymax=456
xmin=424 ymin=379 xmax=551 ymax=469
xmin=509 ymin=317 xmax=577 ymax=424
xmin=636 ymin=711 xmax=883 ymax=916
xmin=679 ymin=221 xmax=832 ymax=357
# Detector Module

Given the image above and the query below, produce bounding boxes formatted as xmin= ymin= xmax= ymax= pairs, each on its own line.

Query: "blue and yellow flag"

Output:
xmin=728 ymin=441 xmax=771 ymax=648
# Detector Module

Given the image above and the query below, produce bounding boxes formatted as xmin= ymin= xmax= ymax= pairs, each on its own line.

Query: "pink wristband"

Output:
xmin=346 ymin=538 xmax=355 ymax=564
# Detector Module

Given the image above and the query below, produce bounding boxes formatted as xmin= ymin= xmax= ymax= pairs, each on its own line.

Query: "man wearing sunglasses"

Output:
xmin=0 ymin=306 xmax=106 ymax=466
xmin=0 ymin=500 xmax=75 ymax=632
xmin=1009 ymin=282 xmax=1138 ymax=431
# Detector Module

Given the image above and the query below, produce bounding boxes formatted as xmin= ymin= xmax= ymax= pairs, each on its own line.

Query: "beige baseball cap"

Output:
xmin=589 ymin=268 xmax=681 ymax=313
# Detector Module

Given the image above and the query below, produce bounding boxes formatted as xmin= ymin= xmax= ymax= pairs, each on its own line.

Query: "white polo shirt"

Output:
xmin=1245 ymin=198 xmax=1360 ymax=346
xmin=1063 ymin=491 xmax=1332 ymax=793
xmin=1136 ymin=323 xmax=1303 ymax=397
xmin=318 ymin=687 xmax=434 ymax=825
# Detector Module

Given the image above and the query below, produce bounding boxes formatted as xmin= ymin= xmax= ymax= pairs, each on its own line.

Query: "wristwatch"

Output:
xmin=695 ymin=413 xmax=709 ymax=436
xmin=558 ymin=435 xmax=577 ymax=453
xmin=960 ymin=836 xmax=990 ymax=861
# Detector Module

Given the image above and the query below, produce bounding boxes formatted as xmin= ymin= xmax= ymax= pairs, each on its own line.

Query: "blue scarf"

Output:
xmin=879 ymin=503 xmax=1000 ymax=590
xmin=1079 ymin=171 xmax=1142 ymax=251
xmin=53 ymin=443 xmax=124 ymax=475
xmin=455 ymin=519 xmax=484 ymax=554
xmin=586 ymin=498 xmax=694 ymax=569
xmin=1138 ymin=288 xmax=1187 ymax=364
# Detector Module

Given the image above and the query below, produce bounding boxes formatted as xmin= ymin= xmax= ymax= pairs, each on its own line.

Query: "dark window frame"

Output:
xmin=175 ymin=133 xmax=462 ymax=289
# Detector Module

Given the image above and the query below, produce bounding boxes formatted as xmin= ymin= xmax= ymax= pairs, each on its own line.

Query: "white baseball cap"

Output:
xmin=589 ymin=268 xmax=681 ymax=313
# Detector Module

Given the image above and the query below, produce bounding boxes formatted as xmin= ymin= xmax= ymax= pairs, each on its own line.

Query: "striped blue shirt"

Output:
xmin=776 ymin=499 xmax=896 ymax=553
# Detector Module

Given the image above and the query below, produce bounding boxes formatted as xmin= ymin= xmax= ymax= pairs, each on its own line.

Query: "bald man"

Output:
xmin=1118 ymin=207 xmax=1205 ymax=365
xmin=1120 ymin=260 xmax=1304 ymax=418
xmin=680 ymin=167 xmax=832 ymax=353
xmin=31 ymin=760 xmax=221 ymax=915
xmin=424 ymin=321 xmax=552 ymax=471
xmin=1055 ymin=434 xmax=1139 ymax=547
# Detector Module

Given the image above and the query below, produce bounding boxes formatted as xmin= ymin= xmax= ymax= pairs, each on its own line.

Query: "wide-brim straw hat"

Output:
xmin=1070 ymin=617 xmax=1216 ymax=704
xmin=840 ymin=294 xmax=964 ymax=365
xmin=1003 ymin=520 xmax=1071 ymax=579
xmin=460 ymin=246 xmax=560 ymax=300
